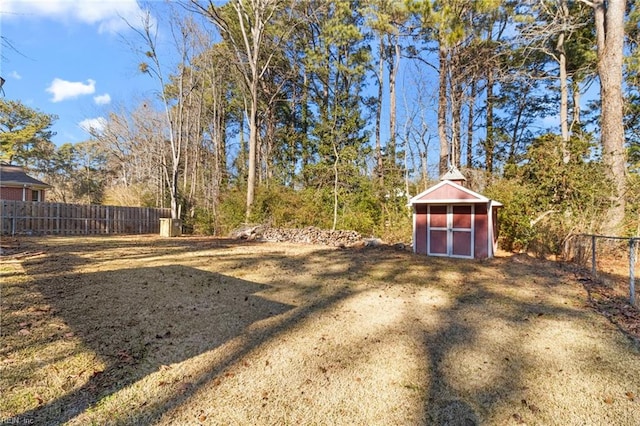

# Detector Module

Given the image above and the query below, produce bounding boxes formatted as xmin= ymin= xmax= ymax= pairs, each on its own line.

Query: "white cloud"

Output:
xmin=9 ymin=71 xmax=22 ymax=80
xmin=46 ymin=78 xmax=96 ymax=102
xmin=2 ymin=0 xmax=151 ymax=34
xmin=79 ymin=117 xmax=107 ymax=135
xmin=94 ymin=93 xmax=111 ymax=105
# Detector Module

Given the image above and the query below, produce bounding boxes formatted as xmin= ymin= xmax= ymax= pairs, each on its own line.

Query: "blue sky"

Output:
xmin=1 ymin=0 xmax=171 ymax=146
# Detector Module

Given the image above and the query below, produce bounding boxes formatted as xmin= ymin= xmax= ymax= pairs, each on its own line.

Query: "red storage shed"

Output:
xmin=410 ymin=168 xmax=502 ymax=259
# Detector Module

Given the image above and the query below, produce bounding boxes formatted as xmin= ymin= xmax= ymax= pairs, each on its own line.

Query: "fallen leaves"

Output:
xmin=582 ymin=280 xmax=640 ymax=344
xmin=116 ymin=350 xmax=135 ymax=364
xmin=176 ymin=381 xmax=194 ymax=394
xmin=521 ymin=399 xmax=540 ymax=413
xmin=512 ymin=412 xmax=525 ymax=424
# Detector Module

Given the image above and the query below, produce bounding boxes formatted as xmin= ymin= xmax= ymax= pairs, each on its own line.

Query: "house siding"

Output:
xmin=0 ymin=187 xmax=45 ymax=202
xmin=0 ymin=187 xmax=26 ymax=201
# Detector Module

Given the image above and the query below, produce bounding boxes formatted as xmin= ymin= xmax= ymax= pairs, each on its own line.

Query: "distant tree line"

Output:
xmin=1 ymin=0 xmax=639 ymax=253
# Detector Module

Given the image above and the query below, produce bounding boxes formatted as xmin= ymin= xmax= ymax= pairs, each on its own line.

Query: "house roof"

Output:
xmin=409 ymin=179 xmax=503 ymax=206
xmin=0 ymin=163 xmax=51 ymax=189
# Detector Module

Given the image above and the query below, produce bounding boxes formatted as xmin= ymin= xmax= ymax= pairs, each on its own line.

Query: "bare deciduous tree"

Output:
xmin=189 ymin=0 xmax=293 ymax=221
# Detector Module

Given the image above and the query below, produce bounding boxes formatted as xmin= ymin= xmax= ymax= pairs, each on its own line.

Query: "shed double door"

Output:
xmin=427 ymin=205 xmax=474 ymax=258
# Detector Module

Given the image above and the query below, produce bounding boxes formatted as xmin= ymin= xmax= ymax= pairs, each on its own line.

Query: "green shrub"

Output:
xmin=217 ymin=189 xmax=247 ymax=234
xmin=625 ymin=173 xmax=640 ymax=236
xmin=189 ymin=207 xmax=217 ymax=235
xmin=251 ymin=185 xmax=311 ymax=227
xmin=485 ymin=179 xmax=537 ymax=252
xmin=487 ymin=133 xmax=613 ymax=256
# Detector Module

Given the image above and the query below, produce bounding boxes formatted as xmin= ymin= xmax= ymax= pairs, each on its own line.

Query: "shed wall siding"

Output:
xmin=474 ymin=204 xmax=489 ymax=258
xmin=415 ymin=205 xmax=427 ymax=254
xmin=491 ymin=208 xmax=500 ymax=247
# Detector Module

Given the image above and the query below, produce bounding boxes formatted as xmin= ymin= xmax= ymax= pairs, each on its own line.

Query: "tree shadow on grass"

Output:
xmin=414 ymin=255 xmax=600 ymax=425
xmin=15 ymin=235 xmax=243 ymax=264
xmin=10 ymin=254 xmax=301 ymax=425
xmin=8 ymin=240 xmax=627 ymax=425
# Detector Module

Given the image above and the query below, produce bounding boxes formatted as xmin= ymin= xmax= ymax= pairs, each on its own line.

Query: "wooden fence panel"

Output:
xmin=60 ymin=203 xmax=68 ymax=234
xmin=0 ymin=201 xmax=171 ymax=236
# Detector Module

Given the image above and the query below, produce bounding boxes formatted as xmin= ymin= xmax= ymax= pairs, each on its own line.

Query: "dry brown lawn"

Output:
xmin=1 ymin=235 xmax=639 ymax=425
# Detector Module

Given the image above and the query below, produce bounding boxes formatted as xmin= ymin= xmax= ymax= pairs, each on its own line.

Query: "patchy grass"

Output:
xmin=1 ymin=235 xmax=639 ymax=425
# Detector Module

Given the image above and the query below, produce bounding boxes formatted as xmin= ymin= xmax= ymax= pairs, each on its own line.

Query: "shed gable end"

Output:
xmin=414 ymin=182 xmax=483 ymax=202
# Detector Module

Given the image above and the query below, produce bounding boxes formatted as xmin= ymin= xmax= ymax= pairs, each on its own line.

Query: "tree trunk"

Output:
xmin=593 ymin=0 xmax=627 ymax=234
xmin=451 ymin=80 xmax=462 ymax=169
xmin=420 ymin=128 xmax=430 ymax=190
xmin=237 ymin=109 xmax=247 ymax=184
xmin=375 ymin=37 xmax=384 ymax=184
xmin=438 ymin=45 xmax=449 ymax=175
xmin=571 ymin=79 xmax=581 ymax=129
xmin=247 ymin=85 xmax=258 ymax=221
xmin=301 ymin=70 xmax=311 ymax=185
xmin=557 ymin=0 xmax=570 ymax=163
xmin=388 ymin=34 xmax=400 ymax=166
xmin=421 ymin=151 xmax=428 ymax=190
xmin=466 ymin=80 xmax=476 ymax=168
xmin=485 ymin=66 xmax=495 ymax=173
xmin=332 ymin=143 xmax=340 ymax=231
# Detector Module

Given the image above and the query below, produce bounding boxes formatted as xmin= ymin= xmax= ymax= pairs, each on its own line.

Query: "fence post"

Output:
xmin=11 ymin=200 xmax=17 ymax=236
xmin=631 ymin=238 xmax=637 ymax=307
xmin=591 ymin=235 xmax=597 ymax=278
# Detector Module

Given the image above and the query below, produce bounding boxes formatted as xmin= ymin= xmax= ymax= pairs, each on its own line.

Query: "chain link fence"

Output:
xmin=565 ymin=234 xmax=639 ymax=308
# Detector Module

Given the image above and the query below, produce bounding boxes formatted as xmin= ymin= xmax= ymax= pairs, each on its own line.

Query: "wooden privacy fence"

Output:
xmin=0 ymin=200 xmax=171 ymax=236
